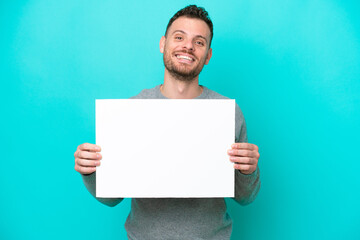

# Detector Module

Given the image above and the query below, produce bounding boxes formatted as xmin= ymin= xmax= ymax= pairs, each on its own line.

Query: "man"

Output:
xmin=74 ymin=5 xmax=260 ymax=239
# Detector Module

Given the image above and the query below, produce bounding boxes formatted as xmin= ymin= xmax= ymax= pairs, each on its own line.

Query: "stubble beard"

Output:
xmin=163 ymin=48 xmax=206 ymax=82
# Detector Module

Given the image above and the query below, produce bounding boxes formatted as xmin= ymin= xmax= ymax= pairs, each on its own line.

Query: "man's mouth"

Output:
xmin=175 ymin=54 xmax=195 ymax=62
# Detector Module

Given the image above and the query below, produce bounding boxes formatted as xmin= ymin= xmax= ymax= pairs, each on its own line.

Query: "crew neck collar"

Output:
xmin=156 ymin=84 xmax=208 ymax=99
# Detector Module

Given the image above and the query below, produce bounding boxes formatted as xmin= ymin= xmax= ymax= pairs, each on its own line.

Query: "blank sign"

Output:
xmin=96 ymin=99 xmax=235 ymax=198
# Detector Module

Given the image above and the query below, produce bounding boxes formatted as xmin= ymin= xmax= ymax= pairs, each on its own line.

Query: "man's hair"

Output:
xmin=165 ymin=5 xmax=213 ymax=47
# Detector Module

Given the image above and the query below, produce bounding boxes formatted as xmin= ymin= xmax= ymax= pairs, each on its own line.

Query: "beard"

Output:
xmin=163 ymin=47 xmax=206 ymax=82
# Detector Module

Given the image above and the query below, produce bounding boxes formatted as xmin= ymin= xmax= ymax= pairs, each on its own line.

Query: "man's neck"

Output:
xmin=161 ymin=71 xmax=203 ymax=99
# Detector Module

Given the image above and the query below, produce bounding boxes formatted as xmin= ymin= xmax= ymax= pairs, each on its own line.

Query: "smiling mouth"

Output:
xmin=175 ymin=54 xmax=195 ymax=62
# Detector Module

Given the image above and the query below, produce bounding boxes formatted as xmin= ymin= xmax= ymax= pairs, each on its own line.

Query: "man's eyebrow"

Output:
xmin=171 ymin=30 xmax=208 ymax=43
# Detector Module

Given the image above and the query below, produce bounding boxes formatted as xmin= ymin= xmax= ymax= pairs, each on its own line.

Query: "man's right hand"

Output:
xmin=74 ymin=143 xmax=102 ymax=174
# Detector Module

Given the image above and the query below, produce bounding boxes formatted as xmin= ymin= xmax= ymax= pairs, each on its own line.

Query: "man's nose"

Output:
xmin=182 ymin=39 xmax=194 ymax=51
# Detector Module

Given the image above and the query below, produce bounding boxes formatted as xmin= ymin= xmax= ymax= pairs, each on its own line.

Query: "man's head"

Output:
xmin=165 ymin=5 xmax=213 ymax=48
xmin=160 ymin=5 xmax=213 ymax=82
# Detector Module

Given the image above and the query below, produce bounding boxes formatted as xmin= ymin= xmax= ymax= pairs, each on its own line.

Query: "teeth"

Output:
xmin=177 ymin=55 xmax=193 ymax=61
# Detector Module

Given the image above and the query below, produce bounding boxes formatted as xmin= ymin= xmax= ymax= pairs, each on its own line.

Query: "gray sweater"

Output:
xmin=82 ymin=85 xmax=260 ymax=239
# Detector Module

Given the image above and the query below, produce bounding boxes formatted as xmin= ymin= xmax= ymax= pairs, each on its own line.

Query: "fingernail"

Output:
xmin=228 ymin=150 xmax=233 ymax=154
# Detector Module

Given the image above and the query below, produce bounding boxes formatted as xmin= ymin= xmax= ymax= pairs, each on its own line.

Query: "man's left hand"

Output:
xmin=228 ymin=143 xmax=260 ymax=175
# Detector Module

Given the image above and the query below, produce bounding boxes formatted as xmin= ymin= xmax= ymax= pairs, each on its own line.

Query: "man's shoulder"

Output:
xmin=201 ymin=86 xmax=230 ymax=100
xmin=202 ymin=86 xmax=244 ymax=117
xmin=130 ymin=85 xmax=163 ymax=99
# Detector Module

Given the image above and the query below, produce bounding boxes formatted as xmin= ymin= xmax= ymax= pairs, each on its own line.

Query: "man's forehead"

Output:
xmin=168 ymin=16 xmax=211 ymax=39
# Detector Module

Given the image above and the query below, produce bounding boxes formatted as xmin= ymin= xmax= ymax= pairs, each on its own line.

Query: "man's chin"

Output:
xmin=164 ymin=60 xmax=202 ymax=81
xmin=173 ymin=65 xmax=198 ymax=76
xmin=169 ymin=69 xmax=199 ymax=81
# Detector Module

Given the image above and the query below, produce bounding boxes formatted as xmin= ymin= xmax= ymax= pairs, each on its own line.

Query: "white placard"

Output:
xmin=96 ymin=99 xmax=235 ymax=198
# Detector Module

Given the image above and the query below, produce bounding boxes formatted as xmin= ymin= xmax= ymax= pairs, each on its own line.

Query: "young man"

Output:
xmin=74 ymin=5 xmax=260 ymax=239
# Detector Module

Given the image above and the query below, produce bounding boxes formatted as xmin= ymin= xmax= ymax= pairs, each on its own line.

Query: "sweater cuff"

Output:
xmin=236 ymin=167 xmax=259 ymax=184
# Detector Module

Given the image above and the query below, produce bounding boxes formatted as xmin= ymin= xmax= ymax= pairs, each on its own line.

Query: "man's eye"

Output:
xmin=196 ymin=41 xmax=204 ymax=46
xmin=175 ymin=36 xmax=183 ymax=40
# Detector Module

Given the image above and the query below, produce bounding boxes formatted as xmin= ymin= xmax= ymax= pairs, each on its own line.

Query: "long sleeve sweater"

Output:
xmin=82 ymin=85 xmax=260 ymax=239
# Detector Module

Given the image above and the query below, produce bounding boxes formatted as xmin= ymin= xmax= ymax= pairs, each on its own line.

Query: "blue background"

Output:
xmin=1 ymin=0 xmax=359 ymax=239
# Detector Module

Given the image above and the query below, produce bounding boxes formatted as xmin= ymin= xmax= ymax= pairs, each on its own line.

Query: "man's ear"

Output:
xmin=160 ymin=36 xmax=166 ymax=53
xmin=205 ymin=48 xmax=212 ymax=65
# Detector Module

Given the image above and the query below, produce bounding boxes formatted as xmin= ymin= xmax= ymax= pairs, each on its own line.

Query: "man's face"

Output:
xmin=160 ymin=17 xmax=212 ymax=81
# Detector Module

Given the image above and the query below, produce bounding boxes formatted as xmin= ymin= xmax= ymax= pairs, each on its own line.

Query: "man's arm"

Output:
xmin=228 ymin=143 xmax=261 ymax=205
xmin=81 ymin=172 xmax=123 ymax=207
xmin=233 ymin=165 xmax=260 ymax=205
xmin=227 ymin=104 xmax=261 ymax=205
xmin=75 ymin=143 xmax=123 ymax=207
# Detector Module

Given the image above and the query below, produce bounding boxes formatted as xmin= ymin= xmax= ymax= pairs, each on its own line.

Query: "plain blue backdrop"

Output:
xmin=1 ymin=0 xmax=359 ymax=239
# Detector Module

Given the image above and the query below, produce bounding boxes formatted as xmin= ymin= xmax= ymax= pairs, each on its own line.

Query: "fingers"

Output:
xmin=74 ymin=143 xmax=102 ymax=174
xmin=75 ymin=150 xmax=102 ymax=160
xmin=231 ymin=143 xmax=259 ymax=151
xmin=74 ymin=156 xmax=101 ymax=174
xmin=77 ymin=158 xmax=101 ymax=167
xmin=75 ymin=158 xmax=101 ymax=174
xmin=227 ymin=149 xmax=260 ymax=158
xmin=78 ymin=143 xmax=101 ymax=152
xmin=230 ymin=156 xmax=258 ymax=168
xmin=74 ymin=165 xmax=97 ymax=175
xmin=229 ymin=156 xmax=255 ymax=164
xmin=233 ymin=163 xmax=256 ymax=174
xmin=228 ymin=142 xmax=259 ymax=175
